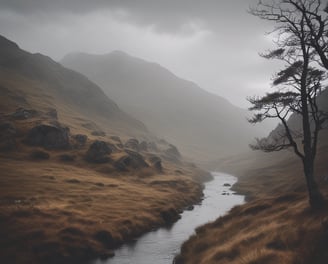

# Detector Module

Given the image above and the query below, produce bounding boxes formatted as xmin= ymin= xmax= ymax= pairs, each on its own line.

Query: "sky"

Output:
xmin=0 ymin=0 xmax=279 ymax=108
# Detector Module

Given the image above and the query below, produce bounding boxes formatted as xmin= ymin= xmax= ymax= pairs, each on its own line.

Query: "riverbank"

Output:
xmin=175 ymin=191 xmax=328 ymax=264
xmin=175 ymin=147 xmax=328 ymax=264
xmin=102 ymin=173 xmax=244 ymax=264
xmin=0 ymin=157 xmax=209 ymax=264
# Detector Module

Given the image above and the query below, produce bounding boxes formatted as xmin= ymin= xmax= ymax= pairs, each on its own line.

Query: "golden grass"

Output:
xmin=176 ymin=132 xmax=328 ymax=264
xmin=176 ymin=191 xmax=328 ymax=264
xmin=0 ymin=156 xmax=204 ymax=264
xmin=0 ymin=71 xmax=210 ymax=264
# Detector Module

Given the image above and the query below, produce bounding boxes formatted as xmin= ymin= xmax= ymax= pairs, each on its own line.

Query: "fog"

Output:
xmin=0 ymin=0 xmax=280 ymax=108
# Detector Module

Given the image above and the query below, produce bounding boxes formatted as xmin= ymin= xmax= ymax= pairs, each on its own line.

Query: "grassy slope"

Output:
xmin=0 ymin=36 xmax=210 ymax=264
xmin=0 ymin=81 xmax=207 ymax=264
xmin=175 ymin=133 xmax=328 ymax=264
xmin=0 ymin=157 xmax=204 ymax=264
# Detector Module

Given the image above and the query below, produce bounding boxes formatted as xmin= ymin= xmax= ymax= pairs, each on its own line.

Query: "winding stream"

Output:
xmin=93 ymin=172 xmax=245 ymax=264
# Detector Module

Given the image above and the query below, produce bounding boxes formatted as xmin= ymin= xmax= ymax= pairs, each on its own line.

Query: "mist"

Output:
xmin=0 ymin=0 xmax=279 ymax=108
xmin=2 ymin=1 xmax=328 ymax=264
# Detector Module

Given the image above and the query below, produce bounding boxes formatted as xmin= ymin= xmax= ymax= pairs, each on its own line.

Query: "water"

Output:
xmin=93 ymin=172 xmax=245 ymax=264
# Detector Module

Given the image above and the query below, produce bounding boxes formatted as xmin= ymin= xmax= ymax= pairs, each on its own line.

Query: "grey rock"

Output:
xmin=24 ymin=123 xmax=70 ymax=149
xmin=85 ymin=140 xmax=112 ymax=163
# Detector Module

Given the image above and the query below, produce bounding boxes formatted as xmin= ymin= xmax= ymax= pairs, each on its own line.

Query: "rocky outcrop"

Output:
xmin=85 ymin=140 xmax=112 ymax=163
xmin=125 ymin=149 xmax=149 ymax=168
xmin=115 ymin=149 xmax=149 ymax=171
xmin=24 ymin=123 xmax=70 ymax=149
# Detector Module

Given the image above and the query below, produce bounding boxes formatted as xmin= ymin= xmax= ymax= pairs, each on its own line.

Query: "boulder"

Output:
xmin=24 ymin=124 xmax=70 ymax=149
xmin=115 ymin=150 xmax=149 ymax=170
xmin=85 ymin=140 xmax=112 ymax=163
xmin=124 ymin=138 xmax=139 ymax=151
xmin=125 ymin=149 xmax=149 ymax=168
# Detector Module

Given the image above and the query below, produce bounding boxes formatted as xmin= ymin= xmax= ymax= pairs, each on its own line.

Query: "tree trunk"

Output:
xmin=299 ymin=48 xmax=324 ymax=208
xmin=303 ymin=158 xmax=324 ymax=208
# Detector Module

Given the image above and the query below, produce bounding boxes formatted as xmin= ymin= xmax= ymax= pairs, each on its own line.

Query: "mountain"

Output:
xmin=0 ymin=36 xmax=147 ymax=137
xmin=61 ymin=51 xmax=268 ymax=163
xmin=0 ymin=35 xmax=211 ymax=264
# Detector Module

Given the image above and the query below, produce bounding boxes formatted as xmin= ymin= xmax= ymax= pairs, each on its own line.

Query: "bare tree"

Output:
xmin=288 ymin=0 xmax=328 ymax=69
xmin=249 ymin=0 xmax=328 ymax=208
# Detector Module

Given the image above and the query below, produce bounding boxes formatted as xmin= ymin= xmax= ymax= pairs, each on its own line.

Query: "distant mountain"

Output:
xmin=62 ymin=51 xmax=268 ymax=162
xmin=0 ymin=35 xmax=146 ymax=136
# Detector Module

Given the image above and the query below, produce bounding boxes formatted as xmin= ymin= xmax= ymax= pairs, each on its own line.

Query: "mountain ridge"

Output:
xmin=61 ymin=50 xmax=269 ymax=163
xmin=0 ymin=35 xmax=147 ymax=135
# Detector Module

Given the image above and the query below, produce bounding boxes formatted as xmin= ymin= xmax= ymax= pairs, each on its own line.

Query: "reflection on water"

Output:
xmin=93 ymin=172 xmax=245 ymax=264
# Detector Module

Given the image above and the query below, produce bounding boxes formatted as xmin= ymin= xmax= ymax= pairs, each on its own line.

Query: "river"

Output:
xmin=92 ymin=172 xmax=245 ymax=264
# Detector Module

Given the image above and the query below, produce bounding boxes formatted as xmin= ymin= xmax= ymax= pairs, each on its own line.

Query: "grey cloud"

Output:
xmin=0 ymin=0 xmax=262 ymax=34
xmin=0 ymin=0 xmax=278 ymax=112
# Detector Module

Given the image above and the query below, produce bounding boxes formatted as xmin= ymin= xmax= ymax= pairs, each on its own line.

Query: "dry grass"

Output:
xmin=176 ymin=191 xmax=328 ymax=264
xmin=0 ymin=156 xmax=204 ymax=264
xmin=0 ymin=71 xmax=208 ymax=264
xmin=176 ymin=132 xmax=328 ymax=264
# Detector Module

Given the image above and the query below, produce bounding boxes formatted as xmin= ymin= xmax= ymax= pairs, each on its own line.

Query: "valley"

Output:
xmin=1 ymin=3 xmax=328 ymax=261
xmin=0 ymin=35 xmax=209 ymax=264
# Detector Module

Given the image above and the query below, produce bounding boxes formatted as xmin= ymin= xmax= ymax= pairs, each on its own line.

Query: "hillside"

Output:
xmin=0 ymin=36 xmax=147 ymax=137
xmin=0 ymin=35 xmax=210 ymax=264
xmin=175 ymin=126 xmax=328 ymax=263
xmin=61 ymin=51 xmax=269 ymax=163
